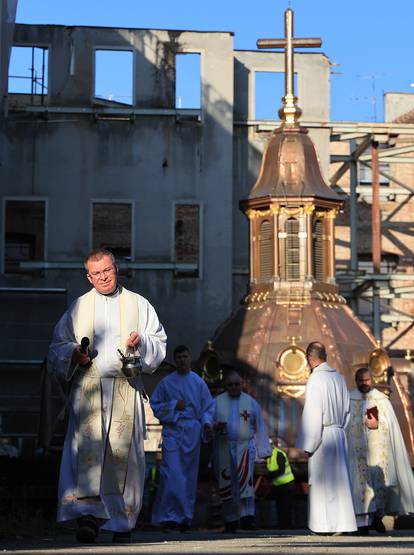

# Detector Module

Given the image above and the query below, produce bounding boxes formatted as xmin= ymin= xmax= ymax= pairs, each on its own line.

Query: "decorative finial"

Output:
xmin=257 ymin=8 xmax=322 ymax=126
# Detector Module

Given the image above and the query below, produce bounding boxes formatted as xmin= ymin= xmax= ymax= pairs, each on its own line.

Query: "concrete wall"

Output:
xmin=0 ymin=0 xmax=17 ymax=115
xmin=0 ymin=22 xmax=331 ymax=362
xmin=0 ymin=24 xmax=235 ymax=359
xmin=385 ymin=93 xmax=414 ymax=122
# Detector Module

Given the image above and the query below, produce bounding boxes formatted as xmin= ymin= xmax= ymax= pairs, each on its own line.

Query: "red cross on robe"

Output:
xmin=240 ymin=409 xmax=251 ymax=422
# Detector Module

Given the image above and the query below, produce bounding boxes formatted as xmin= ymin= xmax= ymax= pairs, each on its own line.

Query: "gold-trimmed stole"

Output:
xmin=72 ymin=287 xmax=138 ymax=498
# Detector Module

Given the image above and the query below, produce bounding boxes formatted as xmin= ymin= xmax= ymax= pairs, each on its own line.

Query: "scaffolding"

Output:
xmin=8 ymin=45 xmax=47 ymax=105
xmin=329 ymin=121 xmax=414 ymax=349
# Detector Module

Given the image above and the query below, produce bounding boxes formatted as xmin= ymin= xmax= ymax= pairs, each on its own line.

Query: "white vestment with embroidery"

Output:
xmin=347 ymin=387 xmax=414 ymax=520
xmin=48 ymin=286 xmax=166 ymax=532
xmin=213 ymin=392 xmax=271 ymax=522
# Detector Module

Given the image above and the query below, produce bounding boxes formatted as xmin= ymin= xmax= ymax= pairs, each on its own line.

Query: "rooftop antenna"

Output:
xmin=357 ymin=73 xmax=382 ymax=122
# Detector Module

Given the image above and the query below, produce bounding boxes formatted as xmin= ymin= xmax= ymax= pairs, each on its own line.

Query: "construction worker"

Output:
xmin=266 ymin=438 xmax=295 ymax=529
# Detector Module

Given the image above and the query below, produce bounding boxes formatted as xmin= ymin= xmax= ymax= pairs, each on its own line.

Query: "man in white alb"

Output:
xmin=297 ymin=341 xmax=357 ymax=535
xmin=48 ymin=248 xmax=166 ymax=543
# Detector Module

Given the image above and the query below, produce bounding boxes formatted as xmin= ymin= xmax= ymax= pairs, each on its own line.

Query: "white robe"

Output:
xmin=297 ymin=362 xmax=357 ymax=533
xmin=150 ymin=370 xmax=214 ymax=526
xmin=48 ymin=287 xmax=166 ymax=532
xmin=213 ymin=393 xmax=271 ymax=522
xmin=347 ymin=387 xmax=414 ymax=519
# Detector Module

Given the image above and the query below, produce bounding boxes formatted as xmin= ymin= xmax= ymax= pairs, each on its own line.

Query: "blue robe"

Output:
xmin=150 ymin=370 xmax=214 ymax=526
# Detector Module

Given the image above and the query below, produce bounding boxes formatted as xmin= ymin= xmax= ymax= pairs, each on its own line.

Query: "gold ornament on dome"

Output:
xmin=282 ymin=206 xmax=302 ymax=217
xmin=368 ymin=345 xmax=391 ymax=385
xmin=277 ymin=337 xmax=309 ymax=382
xmin=276 ymin=385 xmax=306 ymax=398
xmin=200 ymin=341 xmax=222 ymax=384
xmin=315 ymin=208 xmax=339 ymax=219
xmin=245 ymin=205 xmax=280 ymax=219
xmin=326 ymin=208 xmax=339 ymax=219
xmin=304 ymin=205 xmax=315 ymax=215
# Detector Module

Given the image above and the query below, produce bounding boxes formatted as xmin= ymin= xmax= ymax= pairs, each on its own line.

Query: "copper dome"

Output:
xmin=249 ymin=125 xmax=341 ymax=202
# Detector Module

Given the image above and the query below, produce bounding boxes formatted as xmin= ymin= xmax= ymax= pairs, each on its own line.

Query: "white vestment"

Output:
xmin=347 ymin=387 xmax=414 ymax=522
xmin=213 ymin=392 xmax=271 ymax=523
xmin=48 ymin=286 xmax=166 ymax=532
xmin=297 ymin=362 xmax=357 ymax=533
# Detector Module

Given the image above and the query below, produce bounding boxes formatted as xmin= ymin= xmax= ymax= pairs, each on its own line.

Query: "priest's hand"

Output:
xmin=176 ymin=399 xmax=186 ymax=410
xmin=214 ymin=421 xmax=227 ymax=433
xmin=365 ymin=413 xmax=379 ymax=430
xmin=288 ymin=447 xmax=308 ymax=460
xmin=72 ymin=346 xmax=91 ymax=366
xmin=126 ymin=331 xmax=141 ymax=350
xmin=204 ymin=423 xmax=213 ymax=441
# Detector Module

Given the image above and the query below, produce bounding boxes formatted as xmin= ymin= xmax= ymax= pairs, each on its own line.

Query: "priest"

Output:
xmin=213 ymin=371 xmax=271 ymax=532
xmin=48 ymin=248 xmax=166 ymax=543
xmin=347 ymin=367 xmax=414 ymax=533
xmin=297 ymin=341 xmax=357 ymax=535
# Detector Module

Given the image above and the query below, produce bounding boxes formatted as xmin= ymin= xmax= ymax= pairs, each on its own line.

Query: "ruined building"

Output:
xmin=1 ymin=3 xmax=414 ymax=453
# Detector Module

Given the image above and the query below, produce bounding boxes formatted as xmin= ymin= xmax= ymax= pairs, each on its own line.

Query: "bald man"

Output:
xmin=297 ymin=342 xmax=356 ymax=535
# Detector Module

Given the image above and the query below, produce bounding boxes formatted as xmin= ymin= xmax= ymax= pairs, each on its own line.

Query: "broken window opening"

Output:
xmin=4 ymin=200 xmax=45 ymax=273
xmin=175 ymin=53 xmax=201 ymax=110
xmin=255 ymin=71 xmax=297 ymax=120
xmin=174 ymin=203 xmax=200 ymax=277
xmin=92 ymin=202 xmax=132 ymax=260
xmin=8 ymin=46 xmax=48 ymax=103
xmin=94 ymin=50 xmax=133 ymax=106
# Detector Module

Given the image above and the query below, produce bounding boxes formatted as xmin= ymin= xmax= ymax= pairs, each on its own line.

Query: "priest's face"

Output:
xmin=226 ymin=376 xmax=242 ymax=398
xmin=356 ymin=371 xmax=372 ymax=394
xmin=86 ymin=254 xmax=118 ymax=295
xmin=174 ymin=349 xmax=191 ymax=374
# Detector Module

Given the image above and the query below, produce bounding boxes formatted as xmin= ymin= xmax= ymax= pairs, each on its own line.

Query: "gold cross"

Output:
xmin=257 ymin=8 xmax=322 ymax=125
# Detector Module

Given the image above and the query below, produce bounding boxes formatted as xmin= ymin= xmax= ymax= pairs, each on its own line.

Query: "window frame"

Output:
xmin=285 ymin=217 xmax=300 ymax=281
xmin=92 ymin=46 xmax=136 ymax=107
xmin=312 ymin=218 xmax=324 ymax=282
xmin=259 ymin=218 xmax=273 ymax=283
xmin=171 ymin=200 xmax=203 ymax=279
xmin=175 ymin=51 xmax=202 ymax=111
xmin=1 ymin=196 xmax=48 ymax=274
xmin=8 ymin=43 xmax=50 ymax=101
xmin=89 ymin=199 xmax=135 ymax=261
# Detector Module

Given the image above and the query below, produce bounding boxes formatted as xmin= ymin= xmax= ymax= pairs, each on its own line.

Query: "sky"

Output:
xmin=12 ymin=0 xmax=414 ymax=122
